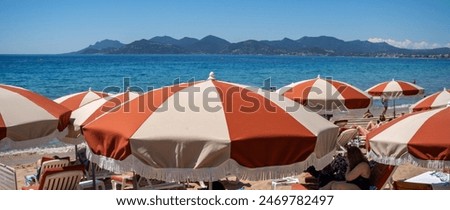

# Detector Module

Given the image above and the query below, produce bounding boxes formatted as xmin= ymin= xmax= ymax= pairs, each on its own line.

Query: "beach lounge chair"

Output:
xmin=369 ymin=163 xmax=395 ymax=190
xmin=138 ymin=179 xmax=185 ymax=190
xmin=25 ymin=158 xmax=70 ymax=185
xmin=333 ymin=119 xmax=348 ymax=127
xmin=271 ymin=176 xmax=299 ymax=190
xmin=336 ymin=128 xmax=357 ymax=154
xmin=111 ymin=174 xmax=134 ymax=190
xmin=40 ymin=159 xmax=70 ymax=174
xmin=291 ymin=183 xmax=309 ymax=190
xmin=0 ymin=163 xmax=17 ymax=190
xmin=393 ymin=180 xmax=433 ymax=190
xmin=111 ymin=174 xmax=185 ymax=190
xmin=78 ymin=179 xmax=106 ymax=190
xmin=22 ymin=165 xmax=85 ymax=190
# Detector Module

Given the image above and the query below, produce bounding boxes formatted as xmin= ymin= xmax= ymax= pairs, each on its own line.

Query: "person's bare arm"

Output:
xmin=345 ymin=162 xmax=370 ymax=181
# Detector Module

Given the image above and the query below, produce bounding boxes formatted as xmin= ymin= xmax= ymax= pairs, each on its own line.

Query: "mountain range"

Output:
xmin=71 ymin=35 xmax=450 ymax=58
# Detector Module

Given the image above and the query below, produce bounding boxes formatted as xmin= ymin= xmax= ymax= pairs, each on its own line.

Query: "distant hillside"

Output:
xmin=224 ymin=40 xmax=287 ymax=55
xmin=74 ymin=39 xmax=125 ymax=54
xmin=110 ymin=39 xmax=186 ymax=54
xmin=70 ymin=36 xmax=450 ymax=58
xmin=189 ymin=35 xmax=230 ymax=53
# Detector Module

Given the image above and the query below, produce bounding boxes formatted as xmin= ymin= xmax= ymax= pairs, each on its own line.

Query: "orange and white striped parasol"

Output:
xmin=54 ymin=88 xmax=109 ymax=111
xmin=278 ymin=75 xmax=372 ymax=112
xmin=367 ymin=106 xmax=450 ymax=169
xmin=0 ymin=84 xmax=71 ymax=150
xmin=410 ymin=88 xmax=450 ymax=112
xmin=82 ymin=73 xmax=339 ymax=182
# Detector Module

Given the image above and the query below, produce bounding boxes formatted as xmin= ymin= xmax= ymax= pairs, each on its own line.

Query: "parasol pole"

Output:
xmin=446 ymin=103 xmax=450 ymax=183
xmin=91 ymin=161 xmax=96 ymax=190
xmin=393 ymin=99 xmax=396 ymax=118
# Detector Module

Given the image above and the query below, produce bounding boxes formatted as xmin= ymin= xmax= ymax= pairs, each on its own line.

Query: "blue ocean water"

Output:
xmin=0 ymin=55 xmax=449 ymax=153
xmin=0 ymin=54 xmax=449 ymax=106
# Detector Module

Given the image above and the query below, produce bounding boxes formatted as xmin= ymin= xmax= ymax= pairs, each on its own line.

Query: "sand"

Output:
xmin=0 ymin=145 xmax=77 ymax=189
xmin=3 ymin=153 xmax=431 ymax=190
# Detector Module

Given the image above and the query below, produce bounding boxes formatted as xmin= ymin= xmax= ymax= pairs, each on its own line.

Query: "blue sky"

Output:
xmin=0 ymin=0 xmax=449 ymax=54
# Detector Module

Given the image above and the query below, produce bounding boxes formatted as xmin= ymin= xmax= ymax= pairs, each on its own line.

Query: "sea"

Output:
xmin=0 ymin=55 xmax=449 ymax=156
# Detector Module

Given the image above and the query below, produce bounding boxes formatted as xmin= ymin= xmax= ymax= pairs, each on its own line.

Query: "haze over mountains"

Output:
xmin=71 ymin=35 xmax=450 ymax=58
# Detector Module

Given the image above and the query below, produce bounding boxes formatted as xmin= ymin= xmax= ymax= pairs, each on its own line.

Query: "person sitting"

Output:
xmin=352 ymin=121 xmax=379 ymax=136
xmin=25 ymin=155 xmax=63 ymax=186
xmin=320 ymin=146 xmax=371 ymax=190
xmin=305 ymin=153 xmax=348 ymax=187
xmin=379 ymin=114 xmax=386 ymax=122
xmin=352 ymin=115 xmax=389 ymax=137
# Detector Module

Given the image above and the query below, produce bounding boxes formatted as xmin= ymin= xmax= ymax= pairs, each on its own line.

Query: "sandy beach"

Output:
xmin=0 ymin=149 xmax=430 ymax=190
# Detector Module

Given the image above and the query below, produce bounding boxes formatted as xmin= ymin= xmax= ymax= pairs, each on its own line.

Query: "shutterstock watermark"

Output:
xmin=99 ymin=77 xmax=352 ymax=114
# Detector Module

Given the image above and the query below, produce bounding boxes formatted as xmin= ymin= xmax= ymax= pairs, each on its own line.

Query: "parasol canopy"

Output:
xmin=0 ymin=84 xmax=71 ymax=151
xmin=367 ymin=106 xmax=450 ymax=169
xmin=82 ymin=73 xmax=339 ymax=182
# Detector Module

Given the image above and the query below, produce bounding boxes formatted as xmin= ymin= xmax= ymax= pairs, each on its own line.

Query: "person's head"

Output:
xmin=379 ymin=114 xmax=386 ymax=122
xmin=346 ymin=146 xmax=368 ymax=170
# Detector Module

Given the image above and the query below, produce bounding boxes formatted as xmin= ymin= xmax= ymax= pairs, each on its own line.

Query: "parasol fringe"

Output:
xmin=367 ymin=150 xmax=450 ymax=170
xmin=87 ymin=147 xmax=335 ymax=182
xmin=0 ymin=129 xmax=65 ymax=152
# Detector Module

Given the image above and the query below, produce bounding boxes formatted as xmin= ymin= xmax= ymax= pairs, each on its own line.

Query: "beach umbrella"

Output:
xmin=53 ymin=88 xmax=108 ymax=160
xmin=58 ymin=90 xmax=140 ymax=189
xmin=409 ymin=88 xmax=450 ymax=113
xmin=277 ymin=75 xmax=372 ymax=119
xmin=82 ymin=73 xmax=339 ymax=182
xmin=366 ymin=79 xmax=424 ymax=117
xmin=54 ymin=88 xmax=109 ymax=111
xmin=57 ymin=90 xmax=140 ymax=145
xmin=367 ymin=106 xmax=450 ymax=170
xmin=0 ymin=84 xmax=71 ymax=150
